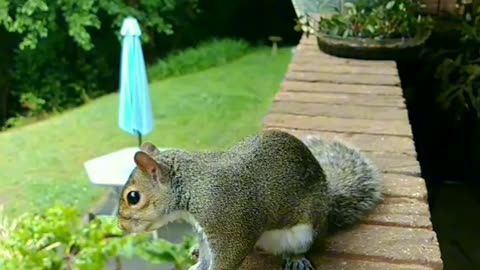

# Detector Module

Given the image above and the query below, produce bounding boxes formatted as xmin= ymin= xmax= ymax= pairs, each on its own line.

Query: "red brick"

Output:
xmin=364 ymin=213 xmax=432 ymax=229
xmin=289 ymin=62 xmax=399 ymax=75
xmin=270 ymin=101 xmax=409 ymax=120
xmin=264 ymin=113 xmax=413 ymax=137
xmin=325 ymin=225 xmax=443 ymax=269
xmin=286 ymin=71 xmax=401 ymax=86
xmin=293 ymin=56 xmax=397 ymax=68
xmin=281 ymin=81 xmax=403 ymax=96
xmin=295 ymin=48 xmax=395 ymax=62
xmin=275 ymin=91 xmax=405 ymax=107
xmin=365 ymin=152 xmax=421 ymax=175
xmin=238 ymin=253 xmax=435 ymax=270
xmin=364 ymin=198 xmax=432 ymax=229
xmin=313 ymin=257 xmax=434 ymax=270
xmin=383 ymin=174 xmax=428 ymax=200
xmin=266 ymin=128 xmax=415 ymax=154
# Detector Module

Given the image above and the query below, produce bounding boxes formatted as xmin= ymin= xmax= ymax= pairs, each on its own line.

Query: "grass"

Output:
xmin=148 ymin=39 xmax=250 ymax=81
xmin=0 ymin=47 xmax=292 ymax=217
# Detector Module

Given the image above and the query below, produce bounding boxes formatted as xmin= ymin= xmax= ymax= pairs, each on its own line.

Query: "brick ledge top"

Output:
xmin=245 ymin=34 xmax=443 ymax=270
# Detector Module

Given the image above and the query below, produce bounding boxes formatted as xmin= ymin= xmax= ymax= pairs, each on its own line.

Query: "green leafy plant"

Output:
xmin=19 ymin=92 xmax=46 ymax=115
xmin=0 ymin=206 xmax=126 ymax=269
xmin=128 ymin=236 xmax=197 ymax=269
xmin=296 ymin=0 xmax=433 ymax=40
xmin=0 ymin=205 xmax=197 ymax=270
xmin=433 ymin=6 xmax=480 ymax=119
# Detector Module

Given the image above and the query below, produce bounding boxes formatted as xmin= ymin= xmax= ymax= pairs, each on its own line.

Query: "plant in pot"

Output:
xmin=294 ymin=0 xmax=434 ymax=60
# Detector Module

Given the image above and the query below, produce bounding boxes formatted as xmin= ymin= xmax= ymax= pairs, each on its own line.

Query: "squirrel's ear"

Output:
xmin=133 ymin=151 xmax=168 ymax=185
xmin=140 ymin=142 xmax=161 ymax=157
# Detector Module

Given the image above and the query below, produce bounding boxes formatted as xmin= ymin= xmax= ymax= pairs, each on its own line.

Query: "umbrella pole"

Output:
xmin=137 ymin=130 xmax=142 ymax=147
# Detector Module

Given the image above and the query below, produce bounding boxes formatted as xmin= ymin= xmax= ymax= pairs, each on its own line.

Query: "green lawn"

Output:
xmin=0 ymin=47 xmax=291 ymax=217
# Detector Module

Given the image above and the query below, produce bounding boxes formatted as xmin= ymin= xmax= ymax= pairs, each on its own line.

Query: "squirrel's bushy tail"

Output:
xmin=302 ymin=135 xmax=383 ymax=231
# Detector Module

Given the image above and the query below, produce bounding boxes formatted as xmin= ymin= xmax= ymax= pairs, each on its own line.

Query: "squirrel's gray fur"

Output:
xmin=117 ymin=129 xmax=383 ymax=270
xmin=301 ymin=135 xmax=383 ymax=231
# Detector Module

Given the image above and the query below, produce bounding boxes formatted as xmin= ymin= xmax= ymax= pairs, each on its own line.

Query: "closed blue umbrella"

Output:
xmin=118 ymin=17 xmax=154 ymax=146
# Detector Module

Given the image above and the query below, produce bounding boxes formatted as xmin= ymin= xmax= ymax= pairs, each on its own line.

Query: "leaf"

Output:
xmin=367 ymin=24 xmax=375 ymax=33
xmin=386 ymin=1 xmax=395 ymax=10
xmin=43 ymin=242 xmax=62 ymax=251
xmin=343 ymin=2 xmax=356 ymax=9
xmin=141 ymin=248 xmax=177 ymax=264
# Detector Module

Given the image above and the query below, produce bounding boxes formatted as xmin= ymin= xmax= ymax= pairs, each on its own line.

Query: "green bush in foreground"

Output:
xmin=0 ymin=205 xmax=197 ymax=270
xmin=148 ymin=38 xmax=250 ymax=81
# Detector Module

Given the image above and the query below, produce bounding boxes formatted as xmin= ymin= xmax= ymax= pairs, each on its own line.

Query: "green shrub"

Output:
xmin=148 ymin=38 xmax=250 ymax=81
xmin=0 ymin=205 xmax=197 ymax=270
xmin=432 ymin=7 xmax=480 ymax=120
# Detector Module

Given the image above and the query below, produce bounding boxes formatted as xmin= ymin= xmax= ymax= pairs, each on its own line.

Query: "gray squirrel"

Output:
xmin=117 ymin=129 xmax=383 ymax=270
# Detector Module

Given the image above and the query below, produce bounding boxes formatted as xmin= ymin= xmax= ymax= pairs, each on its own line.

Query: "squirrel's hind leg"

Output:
xmin=255 ymin=223 xmax=317 ymax=270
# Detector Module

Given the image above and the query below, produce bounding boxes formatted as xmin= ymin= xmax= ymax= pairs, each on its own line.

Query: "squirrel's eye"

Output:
xmin=126 ymin=191 xmax=141 ymax=206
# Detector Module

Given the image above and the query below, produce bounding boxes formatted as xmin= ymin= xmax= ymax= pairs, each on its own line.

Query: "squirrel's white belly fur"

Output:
xmin=177 ymin=211 xmax=315 ymax=256
xmin=255 ymin=224 xmax=314 ymax=255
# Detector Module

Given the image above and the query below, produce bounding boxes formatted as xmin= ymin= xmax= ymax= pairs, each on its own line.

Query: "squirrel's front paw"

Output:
xmin=191 ymin=247 xmax=200 ymax=262
xmin=284 ymin=256 xmax=315 ymax=270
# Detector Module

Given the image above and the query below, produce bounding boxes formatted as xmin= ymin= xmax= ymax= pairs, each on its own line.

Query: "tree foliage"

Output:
xmin=0 ymin=0 xmax=200 ymax=128
xmin=0 ymin=0 xmax=198 ymax=50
